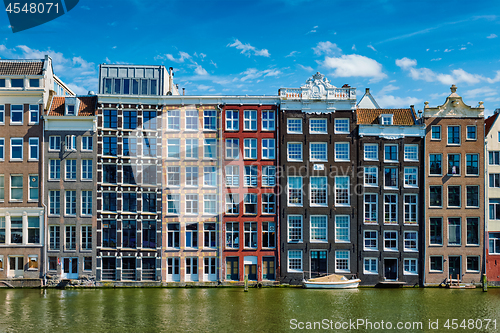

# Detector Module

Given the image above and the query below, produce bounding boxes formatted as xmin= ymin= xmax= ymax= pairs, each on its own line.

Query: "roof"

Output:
xmin=0 ymin=60 xmax=44 ymax=75
xmin=47 ymin=96 xmax=97 ymax=116
xmin=485 ymin=113 xmax=499 ymax=135
xmin=357 ymin=88 xmax=380 ymax=109
xmin=357 ymin=108 xmax=416 ymax=125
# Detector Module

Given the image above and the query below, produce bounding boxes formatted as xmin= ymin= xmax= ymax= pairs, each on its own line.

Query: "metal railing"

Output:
xmin=102 ymin=269 xmax=116 ymax=281
xmin=142 ymin=269 xmax=156 ymax=281
xmin=122 ymin=269 xmax=136 ymax=281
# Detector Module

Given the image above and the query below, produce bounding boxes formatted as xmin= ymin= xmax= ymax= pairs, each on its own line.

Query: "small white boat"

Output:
xmin=303 ymin=274 xmax=361 ymax=289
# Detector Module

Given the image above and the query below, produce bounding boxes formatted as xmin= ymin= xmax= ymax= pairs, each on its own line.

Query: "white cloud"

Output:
xmin=312 ymin=41 xmax=342 ymax=56
xmin=431 ymin=58 xmax=442 ymax=61
xmin=379 ymin=84 xmax=399 ymax=95
xmin=227 ymin=39 xmax=270 ymax=57
xmin=239 ymin=68 xmax=281 ymax=82
xmin=487 ymin=34 xmax=497 ymax=39
xmin=285 ymin=51 xmax=299 ymax=58
xmin=377 ymin=95 xmax=422 ymax=108
xmin=460 ymin=47 xmax=466 ymax=50
xmin=165 ymin=51 xmax=191 ymax=63
xmin=486 ymin=70 xmax=500 ymax=83
xmin=298 ymin=64 xmax=313 ymax=72
xmin=436 ymin=69 xmax=482 ymax=85
xmin=395 ymin=57 xmax=417 ymax=70
xmin=321 ymin=54 xmax=387 ymax=82
xmin=367 ymin=45 xmax=377 ymax=52
xmin=210 ymin=60 xmax=217 ymax=68
xmin=444 ymin=48 xmax=453 ymax=52
xmin=194 ymin=65 xmax=208 ymax=76
xmin=463 ymin=86 xmax=497 ymax=99
xmin=196 ymin=84 xmax=212 ymax=91
xmin=352 ymin=44 xmax=356 ymax=51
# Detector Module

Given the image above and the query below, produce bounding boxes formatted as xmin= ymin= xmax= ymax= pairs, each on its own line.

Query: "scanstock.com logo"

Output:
xmin=4 ymin=0 xmax=79 ymax=32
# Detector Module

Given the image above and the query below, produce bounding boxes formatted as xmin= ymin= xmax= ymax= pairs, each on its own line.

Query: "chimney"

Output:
xmin=168 ymin=67 xmax=174 ymax=94
xmin=365 ymin=88 xmax=370 ymax=94
xmin=182 ymin=88 xmax=185 ymax=96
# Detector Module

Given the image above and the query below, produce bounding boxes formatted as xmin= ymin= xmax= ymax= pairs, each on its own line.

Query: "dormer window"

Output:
xmin=67 ymin=105 xmax=75 ymax=115
xmin=29 ymin=79 xmax=39 ymax=88
xmin=65 ymin=97 xmax=80 ymax=116
xmin=11 ymin=79 xmax=23 ymax=88
xmin=380 ymin=114 xmax=393 ymax=125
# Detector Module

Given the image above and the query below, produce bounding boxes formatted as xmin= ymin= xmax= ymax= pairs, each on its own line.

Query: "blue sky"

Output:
xmin=1 ymin=0 xmax=500 ymax=115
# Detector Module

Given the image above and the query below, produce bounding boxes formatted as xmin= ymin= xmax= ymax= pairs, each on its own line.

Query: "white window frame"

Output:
xmin=203 ymin=166 xmax=217 ymax=187
xmin=335 ymin=250 xmax=350 ymax=273
xmin=287 ymin=142 xmax=302 ymax=162
xmin=225 ymin=138 xmax=239 ymax=159
xmin=384 ymin=194 xmax=398 ymax=224
xmin=335 ymin=215 xmax=350 ymax=243
xmin=310 ymin=142 xmax=327 ymax=162
xmin=29 ymin=105 xmax=39 ymax=125
xmin=185 ymin=138 xmax=198 ymax=159
xmin=364 ymin=230 xmax=378 ymax=251
xmin=288 ymin=250 xmax=303 ymax=272
xmin=429 ymin=256 xmax=443 ymax=272
xmin=334 ymin=142 xmax=349 ymax=162
xmin=364 ymin=166 xmax=378 ymax=186
xmin=243 ymin=110 xmax=257 ymax=131
xmin=243 ymin=138 xmax=257 ymax=159
xmin=261 ymin=110 xmax=275 ymax=131
xmin=81 ymin=159 xmax=92 ymax=180
xmin=225 ymin=194 xmax=239 ymax=215
xmin=49 ymin=159 xmax=60 ymax=180
xmin=404 ymin=194 xmax=418 ymax=225
xmin=380 ymin=114 xmax=393 ymax=125
xmin=431 ymin=125 xmax=441 ymax=140
xmin=65 ymin=135 xmax=77 ymax=151
xmin=225 ymin=165 xmax=239 ymax=187
xmin=364 ymin=258 xmax=378 ymax=275
xmin=287 ymin=118 xmax=302 ymax=134
xmin=81 ymin=190 xmax=92 ymax=216
xmin=287 ymin=176 xmax=303 ymax=207
xmin=384 ymin=144 xmax=398 ymax=162
xmin=334 ymin=176 xmax=350 ymax=207
xmin=288 ymin=215 xmax=303 ymax=243
xmin=466 ymin=125 xmax=477 ymax=140
xmin=364 ymin=193 xmax=378 ymax=224
xmin=261 ymin=139 xmax=275 ymax=159
xmin=244 ymin=165 xmax=257 ymax=187
xmin=49 ymin=190 xmax=60 ymax=215
xmin=0 ymin=138 xmax=4 ymax=161
xmin=404 ymin=231 xmax=418 ymax=252
xmin=185 ymin=166 xmax=198 ymax=187
xmin=203 ymin=194 xmax=217 ymax=215
xmin=310 ymin=215 xmax=328 ymax=243
xmin=10 ymin=175 xmax=22 ymax=202
xmin=225 ymin=110 xmax=239 ymax=131
xmin=10 ymin=137 xmax=23 ymax=161
xmin=0 ymin=105 xmax=4 ymax=125
xmin=309 ymin=118 xmax=327 ymax=134
xmin=448 ymin=185 xmax=461 ymax=208
xmin=65 ymin=190 xmax=77 ymax=216
xmin=203 ymin=110 xmax=217 ymax=131
xmin=404 ymin=167 xmax=418 ymax=188
xmin=404 ymin=144 xmax=418 ymax=161
xmin=10 ymin=104 xmax=23 ymax=125
xmin=262 ymin=166 xmax=276 ymax=187
xmin=81 ymin=136 xmax=93 ymax=151
xmin=447 ymin=125 xmax=461 ymax=145
xmin=185 ymin=110 xmax=199 ymax=131
xmin=203 ymin=139 xmax=217 ymax=159
xmin=403 ymin=259 xmax=418 ymax=275
xmin=28 ymin=174 xmax=38 ymax=202
xmin=364 ymin=143 xmax=378 ymax=161
xmin=334 ymin=118 xmax=349 ymax=134
xmin=185 ymin=194 xmax=199 ymax=215
xmin=166 ymin=109 xmax=180 ymax=131
xmin=167 ymin=139 xmax=180 ymax=159
xmin=384 ymin=231 xmax=398 ymax=251
xmin=310 ymin=176 xmax=327 ymax=207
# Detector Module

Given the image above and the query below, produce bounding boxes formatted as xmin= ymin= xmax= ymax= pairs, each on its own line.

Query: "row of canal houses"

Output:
xmin=0 ymin=56 xmax=497 ymax=287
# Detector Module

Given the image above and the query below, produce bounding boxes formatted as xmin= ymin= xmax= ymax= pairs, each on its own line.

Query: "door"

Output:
xmin=245 ymin=264 xmax=257 ymax=280
xmin=167 ymin=257 xmax=180 ymax=282
xmin=226 ymin=257 xmax=239 ymax=281
xmin=9 ymin=256 xmax=24 ymax=277
xmin=384 ymin=258 xmax=398 ymax=280
xmin=203 ymin=257 xmax=217 ymax=282
xmin=310 ymin=251 xmax=327 ymax=278
xmin=262 ymin=257 xmax=275 ymax=280
xmin=449 ymin=256 xmax=461 ymax=281
xmin=185 ymin=257 xmax=198 ymax=282
xmin=62 ymin=257 xmax=78 ymax=279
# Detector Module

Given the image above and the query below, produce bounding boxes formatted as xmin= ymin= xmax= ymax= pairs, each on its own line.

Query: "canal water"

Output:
xmin=0 ymin=288 xmax=499 ymax=332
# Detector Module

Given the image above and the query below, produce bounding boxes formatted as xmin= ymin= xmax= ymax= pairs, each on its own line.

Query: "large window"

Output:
xmin=262 ymin=110 xmax=275 ymax=131
xmin=404 ymin=232 xmax=418 ymax=252
xmin=448 ymin=126 xmax=460 ymax=144
xmin=185 ymin=223 xmax=198 ymax=248
xmin=184 ymin=138 xmax=198 ymax=159
xmin=226 ymin=222 xmax=239 ymax=249
xmin=29 ymin=105 xmax=38 ymax=124
xmin=225 ymin=194 xmax=239 ymax=215
xmin=65 ymin=225 xmax=76 ymax=250
xmin=262 ymin=166 xmax=276 ymax=187
xmin=262 ymin=222 xmax=275 ymax=248
xmin=49 ymin=160 xmax=61 ymax=180
xmin=310 ymin=142 xmax=327 ymax=161
xmin=384 ymin=231 xmax=398 ymax=251
xmin=429 ymin=154 xmax=442 ymax=175
xmin=466 ymin=154 xmax=479 ymax=175
xmin=404 ymin=167 xmax=417 ymax=187
xmin=81 ymin=191 xmax=92 ymax=215
xmin=10 ymin=175 xmax=22 ymax=201
xmin=143 ymin=110 xmax=157 ymax=130
xmin=430 ymin=256 xmax=443 ymax=272
xmin=310 ymin=215 xmax=327 ymax=242
xmin=404 ymin=195 xmax=417 ymax=224
xmin=65 ymin=159 xmax=76 ymax=180
xmin=122 ymin=193 xmax=137 ymax=212
xmin=165 ymin=110 xmax=179 ymax=131
xmin=466 ymin=186 xmax=479 ymax=208
xmin=29 ymin=138 xmax=38 ymax=160
xmin=244 ymin=222 xmax=257 ymax=248
xmin=364 ymin=144 xmax=378 ymax=160
xmin=288 ymin=250 xmax=303 ymax=272
xmin=185 ymin=166 xmax=198 ymax=187
xmin=310 ymin=118 xmax=327 ymax=133
xmin=123 ymin=137 xmax=137 ymax=157
xmin=243 ymin=139 xmax=257 ymax=159
xmin=202 ymin=110 xmax=216 ymax=131
xmin=262 ymin=194 xmax=276 ymax=214
xmin=49 ymin=136 xmax=61 ymax=151
xmin=448 ymin=185 xmax=461 ymax=208
xmin=466 ymin=218 xmax=479 ymax=245
xmin=364 ymin=167 xmax=378 ymax=186
xmin=10 ymin=138 xmax=23 ymax=160
xmin=142 ymin=193 xmax=156 ymax=213
xmin=167 ymin=223 xmax=180 ymax=248
xmin=404 ymin=259 xmax=418 ymax=275
xmin=244 ymin=165 xmax=257 ymax=187
xmin=185 ymin=194 xmax=198 ymax=215
xmin=335 ymin=215 xmax=349 ymax=242
xmin=143 ymin=137 xmax=156 ymax=157
xmin=49 ymin=225 xmax=60 ymax=250
xmin=204 ymin=223 xmax=216 ymax=249
xmin=28 ymin=175 xmax=38 ymax=201
xmin=123 ymin=110 xmax=137 ymax=130
xmin=287 ymin=142 xmax=302 ymax=161
xmin=204 ymin=139 xmax=217 ymax=159
xmin=288 ymin=215 xmax=302 ymax=242
xmin=310 ymin=177 xmax=327 ymax=206
xmin=243 ymin=110 xmax=257 ymax=130
xmin=102 ymin=192 xmax=117 ymax=212
xmin=288 ymin=177 xmax=302 ymax=206
xmin=103 ymin=137 xmax=117 ymax=156
xmin=225 ymin=166 xmax=239 ymax=187
xmin=27 ymin=216 xmax=40 ymax=244
xmin=448 ymin=218 xmax=461 ymax=245
xmin=287 ymin=118 xmax=302 ymax=134
xmin=226 ymin=110 xmax=239 ymax=131
xmin=166 ymin=194 xmax=180 ymax=215
xmin=384 ymin=194 xmax=397 ymax=224
xmin=364 ymin=193 xmax=377 ymax=224
xmin=122 ymin=220 xmax=136 ymax=248
xmin=81 ymin=225 xmax=92 ymax=251
xmin=384 ymin=144 xmax=398 ymax=162
xmin=335 ymin=176 xmax=349 ymax=206
xmin=10 ymin=105 xmax=23 ymax=124
xmin=335 ymin=251 xmax=350 ymax=273
xmin=243 ymin=194 xmax=257 ymax=215
xmin=467 ymin=126 xmax=477 ymax=140
xmin=384 ymin=168 xmax=398 ymax=188
xmin=489 ymin=232 xmax=500 ymax=254
xmin=364 ymin=231 xmax=378 ymax=251
xmin=404 ymin=144 xmax=418 ymax=161
xmin=262 ymin=139 xmax=275 ymax=159
xmin=334 ymin=118 xmax=349 ymax=134
xmin=430 ymin=218 xmax=442 ymax=245
xmin=103 ymin=164 xmax=116 ymax=183
xmin=167 ymin=139 xmax=180 ymax=159
xmin=203 ymin=166 xmax=217 ymax=187
xmin=82 ymin=160 xmax=92 ymax=180
xmin=166 ymin=166 xmax=180 ymax=187
xmin=431 ymin=126 xmax=441 ymax=140
xmin=335 ymin=142 xmax=349 ymax=161
xmin=102 ymin=220 xmax=117 ymax=248
xmin=430 ymin=186 xmax=442 ymax=207
xmin=103 ymin=110 xmax=117 ymax=129
xmin=225 ymin=139 xmax=239 ymax=159
xmin=185 ymin=110 xmax=199 ymax=131
xmin=490 ymin=151 xmax=500 ymax=165
xmin=364 ymin=258 xmax=378 ymax=275
xmin=490 ymin=174 xmax=500 ymax=188
xmin=204 ymin=194 xmax=217 ymax=215
xmin=490 ymin=199 xmax=500 ymax=220
xmin=49 ymin=190 xmax=60 ymax=215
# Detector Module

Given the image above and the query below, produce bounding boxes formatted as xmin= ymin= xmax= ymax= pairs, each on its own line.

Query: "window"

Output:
xmin=185 ymin=110 xmax=199 ymax=130
xmin=103 ymin=110 xmax=117 ymax=129
xmin=225 ymin=166 xmax=239 ymax=187
xmin=166 ymin=166 xmax=180 ymax=187
xmin=226 ymin=110 xmax=239 ymax=131
xmin=288 ymin=176 xmax=302 ymax=206
xmin=122 ymin=193 xmax=137 ymax=212
xmin=364 ymin=258 xmax=378 ymax=275
xmin=29 ymin=78 xmax=39 ymax=87
xmin=10 ymin=216 xmax=22 ymax=243
xmin=466 ymin=218 xmax=479 ymax=245
xmin=0 ymin=105 xmax=3 ymax=124
xmin=448 ymin=185 xmax=461 ymax=208
xmin=288 ymin=215 xmax=303 ymax=242
xmin=28 ymin=255 xmax=38 ymax=270
xmin=334 ymin=118 xmax=349 ymax=134
xmin=0 ymin=175 xmax=3 ymax=201
xmin=244 ymin=222 xmax=257 ymax=248
xmin=204 ymin=110 xmax=216 ymax=131
xmin=204 ymin=194 xmax=217 ymax=215
xmin=430 ymin=217 xmax=442 ymax=245
xmin=262 ymin=222 xmax=275 ymax=248
xmin=287 ymin=142 xmax=302 ymax=161
xmin=167 ymin=139 xmax=180 ymax=159
xmin=49 ymin=225 xmax=60 ymax=250
xmin=204 ymin=223 xmax=216 ymax=248
xmin=384 ymin=231 xmax=398 ymax=251
xmin=310 ymin=215 xmax=327 ymax=242
xmin=448 ymin=126 xmax=460 ymax=144
xmin=384 ymin=145 xmax=398 ymax=162
xmin=404 ymin=259 xmax=418 ymax=275
xmin=65 ymin=225 xmax=76 ymax=250
xmin=466 ymin=154 xmax=479 ymax=175
xmin=11 ymin=79 xmax=23 ymax=88
xmin=103 ymin=164 xmax=116 ymax=183
xmin=226 ymin=222 xmax=239 ymax=249
xmin=466 ymin=186 xmax=479 ymax=208
xmin=404 ymin=232 xmax=418 ymax=252
xmin=490 ymin=174 xmax=500 ymax=188
xmin=122 ymin=137 xmax=137 ymax=157
xmin=363 ymin=167 xmax=377 ymax=186
xmin=384 ymin=168 xmax=398 ymax=188
xmin=262 ymin=139 xmax=275 ymax=159
xmin=288 ymin=250 xmax=303 ymax=272
xmin=310 ymin=142 xmax=327 ymax=161
xmin=489 ymin=199 xmax=500 ymax=220
xmin=404 ymin=167 xmax=418 ymax=187
xmin=65 ymin=191 xmax=76 ymax=215
xmin=335 ymin=215 xmax=350 ymax=242
xmin=429 ymin=154 xmax=442 ymax=175
xmin=143 ymin=110 xmax=157 ymax=130
xmin=490 ymin=151 xmax=500 ymax=165
xmin=310 ymin=177 xmax=327 ymax=206
xmin=10 ymin=138 xmax=23 ymax=160
xmin=380 ymin=114 xmax=393 ymax=125
xmin=186 ymin=166 xmax=198 ymax=187
xmin=243 ymin=194 xmax=257 ymax=215
xmin=0 ymin=138 xmax=3 ymax=160
xmin=448 ymin=218 xmax=461 ymax=245
xmin=49 ymin=190 xmax=60 ymax=215
xmin=102 ymin=192 xmax=117 ymax=212
xmin=364 ymin=194 xmax=377 ymax=224
xmin=185 ymin=194 xmax=199 ymax=215
xmin=81 ymin=160 xmax=92 ymax=180
xmin=186 ymin=223 xmax=198 ymax=248
xmin=10 ymin=105 xmax=23 ymax=124
xmin=431 ymin=126 xmax=441 ymax=140
xmin=364 ymin=144 xmax=378 ymax=161
xmin=335 ymin=142 xmax=349 ymax=161
xmin=142 ymin=192 xmax=156 ymax=213
xmin=430 ymin=186 xmax=442 ymax=207
xmin=123 ymin=110 xmax=137 ymax=130
xmin=364 ymin=231 xmax=378 ymax=251
xmin=262 ymin=193 xmax=276 ymax=214
xmin=384 ymin=194 xmax=397 ymax=224
xmin=466 ymin=125 xmax=477 ymax=140
xmin=243 ymin=139 xmax=257 ymax=159
xmin=102 ymin=220 xmax=117 ymax=248
xmin=166 ymin=110 xmax=180 ymax=131
xmin=81 ymin=191 xmax=92 ymax=215
xmin=262 ymin=166 xmax=276 ymax=187
xmin=225 ymin=194 xmax=239 ymax=215
xmin=102 ymin=137 xmax=117 ymax=156
xmin=29 ymin=105 xmax=38 ymax=124
xmin=310 ymin=118 xmax=327 ymax=133
xmin=335 ymin=251 xmax=350 ymax=273
xmin=204 ymin=139 xmax=217 ymax=159
xmin=142 ymin=221 xmax=156 ymax=249
xmin=166 ymin=194 xmax=180 ymax=215
xmin=122 ymin=220 xmax=136 ymax=248
xmin=404 ymin=195 xmax=417 ymax=224
xmin=27 ymin=216 xmax=40 ymax=244
xmin=466 ymin=256 xmax=479 ymax=272
xmin=84 ymin=257 xmax=92 ymax=271
xmin=287 ymin=118 xmax=302 ymax=133
xmin=65 ymin=159 xmax=76 ymax=180
xmin=81 ymin=137 xmax=93 ymax=151
xmin=262 ymin=110 xmax=275 ymax=131
xmin=10 ymin=175 xmax=22 ymax=201
xmin=404 ymin=144 xmax=418 ymax=161
xmin=185 ymin=139 xmax=199 ymax=159
xmin=28 ymin=175 xmax=38 ymax=201
xmin=489 ymin=232 xmax=500 ymax=254
xmin=27 ymin=138 xmax=38 ymax=160
xmin=48 ymin=256 xmax=57 ymax=270
xmin=430 ymin=256 xmax=443 ymax=272
xmin=143 ymin=137 xmax=156 ymax=157
xmin=225 ymin=139 xmax=239 ymax=159
xmin=244 ymin=165 xmax=257 ymax=187
xmin=167 ymin=223 xmax=180 ymax=248
xmin=335 ymin=176 xmax=349 ymax=206
xmin=243 ymin=110 xmax=257 ymax=130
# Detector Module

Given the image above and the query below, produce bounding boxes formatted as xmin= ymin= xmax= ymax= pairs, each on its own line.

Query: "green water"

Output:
xmin=0 ymin=288 xmax=499 ymax=332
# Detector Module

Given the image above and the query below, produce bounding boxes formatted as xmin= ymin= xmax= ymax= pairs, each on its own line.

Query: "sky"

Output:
xmin=1 ymin=0 xmax=500 ymax=115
